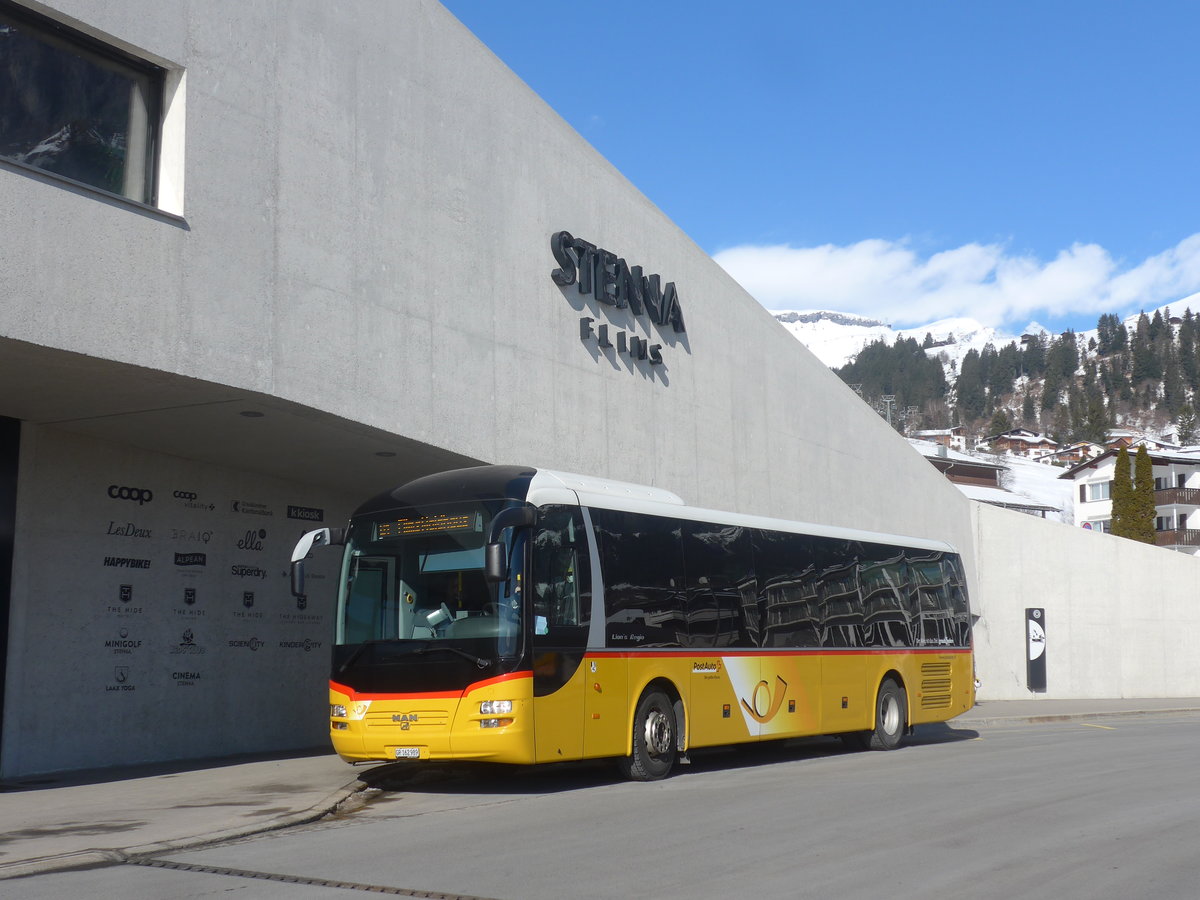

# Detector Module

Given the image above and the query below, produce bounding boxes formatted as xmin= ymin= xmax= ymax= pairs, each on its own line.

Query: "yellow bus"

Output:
xmin=290 ymin=465 xmax=974 ymax=781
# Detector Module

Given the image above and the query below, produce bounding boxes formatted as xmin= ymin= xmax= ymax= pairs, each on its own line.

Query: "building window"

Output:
xmin=0 ymin=1 xmax=163 ymax=204
xmin=1085 ymin=519 xmax=1111 ymax=533
xmin=1083 ymin=480 xmax=1112 ymax=502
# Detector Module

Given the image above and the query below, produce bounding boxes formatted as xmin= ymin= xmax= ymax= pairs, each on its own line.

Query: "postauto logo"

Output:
xmin=108 ymin=484 xmax=153 ymax=505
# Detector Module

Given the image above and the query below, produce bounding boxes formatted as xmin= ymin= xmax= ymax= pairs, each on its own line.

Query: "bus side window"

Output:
xmin=532 ymin=507 xmax=591 ymax=635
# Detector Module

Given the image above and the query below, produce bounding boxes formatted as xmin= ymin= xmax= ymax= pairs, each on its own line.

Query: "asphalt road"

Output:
xmin=11 ymin=712 xmax=1200 ymax=899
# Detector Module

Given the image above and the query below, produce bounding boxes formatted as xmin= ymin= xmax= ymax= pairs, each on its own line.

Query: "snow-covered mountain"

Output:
xmin=775 ymin=309 xmax=1030 ymax=373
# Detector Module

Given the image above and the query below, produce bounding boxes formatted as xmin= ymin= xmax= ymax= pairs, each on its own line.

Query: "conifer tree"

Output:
xmin=1110 ymin=447 xmax=1133 ymax=538
xmin=1133 ymin=445 xmax=1157 ymax=545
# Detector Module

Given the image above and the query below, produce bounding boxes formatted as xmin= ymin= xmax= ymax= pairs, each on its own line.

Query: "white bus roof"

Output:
xmin=526 ymin=468 xmax=956 ymax=555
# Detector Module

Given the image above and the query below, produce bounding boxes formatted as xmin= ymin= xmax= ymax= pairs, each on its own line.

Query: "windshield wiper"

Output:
xmin=413 ymin=644 xmax=491 ymax=669
xmin=337 ymin=639 xmax=391 ymax=674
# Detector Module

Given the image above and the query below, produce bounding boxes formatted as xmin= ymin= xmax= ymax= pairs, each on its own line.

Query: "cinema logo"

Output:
xmin=551 ymin=231 xmax=685 ymax=367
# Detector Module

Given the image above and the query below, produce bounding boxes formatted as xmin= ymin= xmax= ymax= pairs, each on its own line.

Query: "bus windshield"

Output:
xmin=336 ymin=502 xmax=523 ymax=659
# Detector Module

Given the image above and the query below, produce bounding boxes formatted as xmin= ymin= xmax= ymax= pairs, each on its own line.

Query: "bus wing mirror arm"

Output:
xmin=484 ymin=507 xmax=537 ymax=583
xmin=290 ymin=527 xmax=347 ymax=598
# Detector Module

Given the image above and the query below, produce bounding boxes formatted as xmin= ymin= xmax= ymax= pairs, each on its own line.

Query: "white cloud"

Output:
xmin=712 ymin=233 xmax=1200 ymax=329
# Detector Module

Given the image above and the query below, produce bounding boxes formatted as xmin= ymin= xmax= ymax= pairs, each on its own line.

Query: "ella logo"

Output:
xmin=237 ymin=529 xmax=266 ymax=551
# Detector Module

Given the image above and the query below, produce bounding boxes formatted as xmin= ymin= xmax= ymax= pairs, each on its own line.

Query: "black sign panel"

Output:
xmin=1026 ymin=607 xmax=1046 ymax=693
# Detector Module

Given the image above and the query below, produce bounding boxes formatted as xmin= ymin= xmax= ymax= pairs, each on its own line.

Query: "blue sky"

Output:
xmin=443 ymin=1 xmax=1200 ymax=334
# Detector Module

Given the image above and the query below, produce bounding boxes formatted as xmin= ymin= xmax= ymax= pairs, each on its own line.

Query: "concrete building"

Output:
xmin=2 ymin=0 xmax=1199 ymax=778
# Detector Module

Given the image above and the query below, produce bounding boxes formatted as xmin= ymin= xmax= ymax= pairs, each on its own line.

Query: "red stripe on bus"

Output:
xmin=581 ymin=647 xmax=970 ymax=660
xmin=329 ymin=670 xmax=532 ymax=702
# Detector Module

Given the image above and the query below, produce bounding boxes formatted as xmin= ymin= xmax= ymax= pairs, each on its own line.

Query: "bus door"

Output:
xmin=684 ymin=523 xmax=762 ymax=746
xmin=529 ymin=507 xmax=591 ymax=763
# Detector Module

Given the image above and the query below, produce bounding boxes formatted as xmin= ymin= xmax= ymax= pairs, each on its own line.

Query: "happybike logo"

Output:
xmin=108 ymin=485 xmax=153 ymax=505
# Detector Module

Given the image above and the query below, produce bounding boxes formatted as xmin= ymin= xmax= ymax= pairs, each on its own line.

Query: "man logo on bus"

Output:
xmin=740 ymin=675 xmax=789 ymax=725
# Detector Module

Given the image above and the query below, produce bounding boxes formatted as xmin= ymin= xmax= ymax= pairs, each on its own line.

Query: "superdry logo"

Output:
xmin=232 ymin=500 xmax=273 ymax=517
xmin=104 ymin=557 xmax=151 ymax=569
xmin=231 ymin=565 xmax=267 ymax=579
xmin=279 ymin=639 xmax=323 ymax=651
xmin=174 ymin=552 xmax=207 ymax=567
xmin=287 ymin=505 xmax=324 ymax=522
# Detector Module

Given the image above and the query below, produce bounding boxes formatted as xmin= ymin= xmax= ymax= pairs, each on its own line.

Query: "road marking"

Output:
xmin=1081 ymin=723 xmax=1116 ymax=730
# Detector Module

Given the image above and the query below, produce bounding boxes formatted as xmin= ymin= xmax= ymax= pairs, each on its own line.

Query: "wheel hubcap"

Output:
xmin=644 ymin=708 xmax=673 ymax=756
xmin=882 ymin=696 xmax=901 ymax=735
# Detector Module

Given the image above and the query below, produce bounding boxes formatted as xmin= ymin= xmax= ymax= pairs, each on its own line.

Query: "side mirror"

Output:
xmin=483 ymin=506 xmax=537 ymax=583
xmin=290 ymin=527 xmax=346 ymax=599
xmin=484 ymin=542 xmax=507 ymax=583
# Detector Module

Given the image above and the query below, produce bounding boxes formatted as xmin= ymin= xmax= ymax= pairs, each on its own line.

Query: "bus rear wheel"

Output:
xmin=619 ymin=690 xmax=677 ymax=781
xmin=866 ymin=678 xmax=907 ymax=751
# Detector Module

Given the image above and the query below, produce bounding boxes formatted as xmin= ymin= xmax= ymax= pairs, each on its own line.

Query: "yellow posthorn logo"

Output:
xmin=741 ymin=676 xmax=788 ymax=724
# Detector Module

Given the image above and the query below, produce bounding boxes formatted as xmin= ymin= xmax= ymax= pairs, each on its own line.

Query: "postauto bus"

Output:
xmin=290 ymin=466 xmax=974 ymax=780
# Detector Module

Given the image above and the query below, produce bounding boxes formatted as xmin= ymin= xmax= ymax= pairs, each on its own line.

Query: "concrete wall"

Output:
xmin=972 ymin=502 xmax=1200 ymax=700
xmin=1 ymin=426 xmax=352 ymax=776
xmin=0 ymin=0 xmax=974 ymax=554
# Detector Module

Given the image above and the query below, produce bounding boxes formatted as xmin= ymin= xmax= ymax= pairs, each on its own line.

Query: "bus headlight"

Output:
xmin=479 ymin=700 xmax=512 ymax=715
xmin=480 ymin=718 xmax=514 ymax=728
xmin=330 ymin=704 xmax=348 ymax=718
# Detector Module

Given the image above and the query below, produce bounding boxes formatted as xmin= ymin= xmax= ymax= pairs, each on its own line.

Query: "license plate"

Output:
xmin=394 ymin=747 xmax=420 ymax=759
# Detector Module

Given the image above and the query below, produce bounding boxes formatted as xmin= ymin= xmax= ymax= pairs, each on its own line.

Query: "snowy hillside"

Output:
xmin=775 ymin=309 xmax=1027 ymax=374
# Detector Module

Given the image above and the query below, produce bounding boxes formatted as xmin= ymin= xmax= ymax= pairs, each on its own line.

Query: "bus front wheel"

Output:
xmin=866 ymin=678 xmax=907 ymax=751
xmin=619 ymin=690 xmax=677 ymax=781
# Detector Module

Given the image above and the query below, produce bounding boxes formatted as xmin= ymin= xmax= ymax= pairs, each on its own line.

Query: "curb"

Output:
xmin=0 ymin=777 xmax=367 ymax=882
xmin=955 ymin=706 xmax=1200 ymax=728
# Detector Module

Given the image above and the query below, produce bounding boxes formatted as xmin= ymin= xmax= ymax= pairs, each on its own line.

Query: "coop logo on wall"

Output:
xmin=104 ymin=556 xmax=151 ymax=569
xmin=174 ymin=552 xmax=207 ymax=567
xmin=551 ymin=230 xmax=686 ymax=367
xmin=287 ymin=505 xmax=324 ymax=522
xmin=170 ymin=628 xmax=206 ymax=655
xmin=174 ymin=490 xmax=215 ymax=511
xmin=108 ymin=485 xmax=153 ymax=505
xmin=237 ymin=529 xmax=266 ymax=552
xmin=232 ymin=500 xmax=273 ymax=517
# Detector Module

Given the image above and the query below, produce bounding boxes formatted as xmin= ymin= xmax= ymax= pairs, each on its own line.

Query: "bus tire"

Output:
xmin=867 ymin=678 xmax=907 ymax=751
xmin=619 ymin=689 xmax=677 ymax=781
